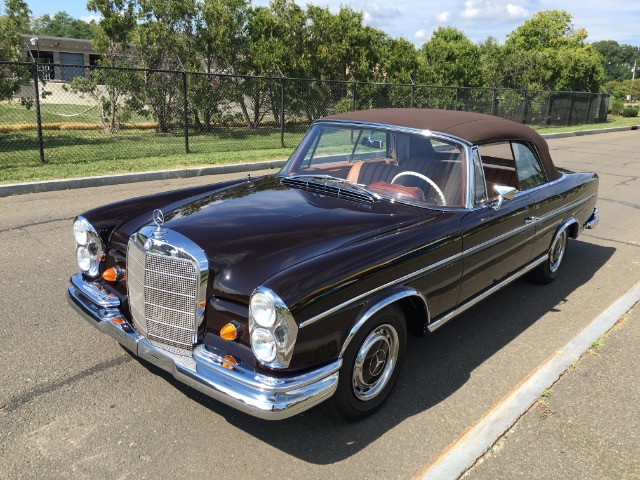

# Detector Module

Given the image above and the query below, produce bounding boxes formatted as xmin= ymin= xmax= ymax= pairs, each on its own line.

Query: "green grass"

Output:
xmin=0 ymin=109 xmax=638 ymax=185
xmin=0 ymin=127 xmax=307 ymax=184
xmin=0 ymin=102 xmax=149 ymax=125
xmin=534 ymin=115 xmax=640 ymax=134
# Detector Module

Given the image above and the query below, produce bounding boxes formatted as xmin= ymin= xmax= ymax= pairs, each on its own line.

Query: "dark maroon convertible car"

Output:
xmin=68 ymin=109 xmax=599 ymax=420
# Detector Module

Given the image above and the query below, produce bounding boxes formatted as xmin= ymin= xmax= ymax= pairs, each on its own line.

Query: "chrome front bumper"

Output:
xmin=68 ymin=274 xmax=340 ymax=420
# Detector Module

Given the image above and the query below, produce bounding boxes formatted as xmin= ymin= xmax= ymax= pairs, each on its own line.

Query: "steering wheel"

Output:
xmin=391 ymin=171 xmax=447 ymax=206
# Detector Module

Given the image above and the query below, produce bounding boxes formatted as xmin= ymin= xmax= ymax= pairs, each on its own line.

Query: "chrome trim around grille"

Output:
xmin=127 ymin=226 xmax=209 ymax=354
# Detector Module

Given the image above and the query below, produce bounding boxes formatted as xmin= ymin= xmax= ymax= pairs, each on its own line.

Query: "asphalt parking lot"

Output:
xmin=1 ymin=131 xmax=638 ymax=479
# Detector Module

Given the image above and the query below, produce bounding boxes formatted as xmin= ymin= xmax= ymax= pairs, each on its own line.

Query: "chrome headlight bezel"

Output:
xmin=249 ymin=286 xmax=298 ymax=369
xmin=73 ymin=216 xmax=104 ymax=279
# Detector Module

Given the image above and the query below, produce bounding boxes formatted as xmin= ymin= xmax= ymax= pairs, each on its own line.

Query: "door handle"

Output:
xmin=524 ymin=216 xmax=539 ymax=225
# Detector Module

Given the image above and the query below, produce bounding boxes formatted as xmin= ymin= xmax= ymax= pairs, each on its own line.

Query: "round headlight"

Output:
xmin=251 ymin=328 xmax=277 ymax=363
xmin=73 ymin=220 xmax=88 ymax=245
xmin=76 ymin=245 xmax=92 ymax=271
xmin=250 ymin=292 xmax=276 ymax=328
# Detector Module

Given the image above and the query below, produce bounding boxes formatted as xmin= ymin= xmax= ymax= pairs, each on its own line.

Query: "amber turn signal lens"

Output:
xmin=220 ymin=322 xmax=240 ymax=341
xmin=222 ymin=355 xmax=238 ymax=369
xmin=102 ymin=267 xmax=126 ymax=282
xmin=112 ymin=317 xmax=125 ymax=325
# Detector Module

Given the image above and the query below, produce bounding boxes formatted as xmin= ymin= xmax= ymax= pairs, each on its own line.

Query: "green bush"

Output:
xmin=610 ymin=97 xmax=625 ymax=115
xmin=622 ymin=106 xmax=639 ymax=117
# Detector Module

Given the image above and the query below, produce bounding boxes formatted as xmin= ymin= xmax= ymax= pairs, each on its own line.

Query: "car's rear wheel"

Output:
xmin=331 ymin=305 xmax=406 ymax=421
xmin=531 ymin=229 xmax=568 ymax=284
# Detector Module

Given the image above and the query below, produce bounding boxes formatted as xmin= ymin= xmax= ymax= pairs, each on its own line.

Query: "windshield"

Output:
xmin=280 ymin=124 xmax=467 ymax=208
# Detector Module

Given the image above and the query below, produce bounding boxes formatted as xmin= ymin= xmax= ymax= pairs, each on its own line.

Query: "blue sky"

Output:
xmin=17 ymin=0 xmax=640 ymax=46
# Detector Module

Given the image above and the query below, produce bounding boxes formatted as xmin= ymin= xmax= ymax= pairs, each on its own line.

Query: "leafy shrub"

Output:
xmin=610 ymin=97 xmax=625 ymax=115
xmin=622 ymin=106 xmax=639 ymax=117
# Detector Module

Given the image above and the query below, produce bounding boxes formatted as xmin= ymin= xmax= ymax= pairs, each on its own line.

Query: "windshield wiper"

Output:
xmin=286 ymin=174 xmax=381 ymax=201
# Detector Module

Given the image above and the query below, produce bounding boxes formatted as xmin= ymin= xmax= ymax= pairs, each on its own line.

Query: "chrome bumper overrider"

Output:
xmin=584 ymin=207 xmax=599 ymax=229
xmin=68 ymin=274 xmax=341 ymax=420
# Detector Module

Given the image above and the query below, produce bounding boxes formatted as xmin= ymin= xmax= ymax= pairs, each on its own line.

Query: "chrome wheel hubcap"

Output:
xmin=549 ymin=231 xmax=567 ymax=273
xmin=352 ymin=324 xmax=399 ymax=401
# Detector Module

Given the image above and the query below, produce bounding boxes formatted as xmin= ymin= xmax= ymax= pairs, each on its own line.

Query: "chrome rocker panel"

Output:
xmin=68 ymin=273 xmax=341 ymax=420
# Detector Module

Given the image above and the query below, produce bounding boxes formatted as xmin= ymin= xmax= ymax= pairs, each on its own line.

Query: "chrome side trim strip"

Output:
xmin=427 ymin=254 xmax=547 ymax=332
xmin=299 ymin=250 xmax=462 ymax=328
xmin=299 ymin=193 xmax=594 ymax=329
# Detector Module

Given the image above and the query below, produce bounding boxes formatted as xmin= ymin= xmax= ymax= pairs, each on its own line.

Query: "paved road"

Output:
xmin=1 ymin=132 xmax=639 ymax=479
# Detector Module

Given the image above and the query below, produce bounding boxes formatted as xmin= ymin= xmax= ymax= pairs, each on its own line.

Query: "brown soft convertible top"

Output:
xmin=322 ymin=108 xmax=560 ymax=181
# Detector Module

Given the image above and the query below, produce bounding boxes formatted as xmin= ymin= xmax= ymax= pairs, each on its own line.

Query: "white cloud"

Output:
xmin=506 ymin=4 xmax=529 ymax=18
xmin=435 ymin=11 xmax=450 ymax=22
xmin=414 ymin=28 xmax=431 ymax=41
xmin=80 ymin=14 xmax=102 ymax=23
xmin=461 ymin=1 xmax=529 ymax=20
xmin=361 ymin=3 xmax=402 ymax=28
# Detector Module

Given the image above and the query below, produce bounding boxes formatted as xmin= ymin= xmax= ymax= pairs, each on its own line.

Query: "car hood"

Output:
xmin=148 ymin=176 xmax=440 ymax=301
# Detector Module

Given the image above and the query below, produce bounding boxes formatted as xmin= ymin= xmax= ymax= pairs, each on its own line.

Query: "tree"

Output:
xmin=134 ymin=0 xmax=197 ymax=132
xmin=419 ymin=27 xmax=482 ymax=87
xmin=592 ymin=40 xmax=639 ymax=82
xmin=506 ymin=10 xmax=586 ymax=51
xmin=31 ymin=11 xmax=98 ymax=39
xmin=67 ymin=0 xmax=138 ymax=132
xmin=188 ymin=0 xmax=249 ymax=131
xmin=503 ymin=10 xmax=603 ymax=91
xmin=0 ymin=0 xmax=31 ymax=101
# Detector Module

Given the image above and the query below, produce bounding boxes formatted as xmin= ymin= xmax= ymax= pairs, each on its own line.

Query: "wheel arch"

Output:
xmin=339 ymin=286 xmax=430 ymax=358
xmin=557 ymin=216 xmax=579 ymax=239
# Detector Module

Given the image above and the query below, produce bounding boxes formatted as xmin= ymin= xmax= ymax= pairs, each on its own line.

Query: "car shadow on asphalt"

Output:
xmin=135 ymin=239 xmax=615 ymax=464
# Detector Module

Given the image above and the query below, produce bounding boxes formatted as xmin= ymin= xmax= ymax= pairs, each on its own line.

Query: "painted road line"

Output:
xmin=414 ymin=280 xmax=640 ymax=480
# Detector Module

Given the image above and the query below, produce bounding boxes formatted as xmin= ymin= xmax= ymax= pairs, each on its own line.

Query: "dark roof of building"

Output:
xmin=322 ymin=108 xmax=560 ymax=180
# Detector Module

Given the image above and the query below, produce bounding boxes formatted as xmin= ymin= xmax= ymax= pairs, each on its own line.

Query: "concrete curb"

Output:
xmin=1 ymin=125 xmax=637 ymax=197
xmin=541 ymin=125 xmax=638 ymax=140
xmin=414 ymin=280 xmax=640 ymax=480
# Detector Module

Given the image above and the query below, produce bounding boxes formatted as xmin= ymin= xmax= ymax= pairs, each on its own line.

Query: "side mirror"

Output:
xmin=490 ymin=185 xmax=517 ymax=211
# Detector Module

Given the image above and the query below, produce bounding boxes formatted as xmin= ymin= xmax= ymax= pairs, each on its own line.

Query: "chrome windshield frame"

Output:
xmin=279 ymin=120 xmax=473 ymax=210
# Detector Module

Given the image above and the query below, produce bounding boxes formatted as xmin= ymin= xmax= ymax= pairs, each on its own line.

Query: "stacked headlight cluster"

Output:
xmin=73 ymin=216 xmax=104 ymax=278
xmin=249 ymin=287 xmax=298 ymax=369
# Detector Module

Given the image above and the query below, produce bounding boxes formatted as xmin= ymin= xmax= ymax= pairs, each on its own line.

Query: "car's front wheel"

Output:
xmin=331 ymin=305 xmax=406 ymax=420
xmin=531 ymin=228 xmax=568 ymax=284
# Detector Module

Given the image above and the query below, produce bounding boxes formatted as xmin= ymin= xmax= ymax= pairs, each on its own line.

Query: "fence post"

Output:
xmin=454 ymin=86 xmax=458 ymax=110
xmin=182 ymin=71 xmax=190 ymax=154
xmin=586 ymin=93 xmax=594 ymax=124
xmin=567 ymin=93 xmax=575 ymax=126
xmin=351 ymin=79 xmax=356 ymax=111
xmin=545 ymin=89 xmax=553 ymax=126
xmin=521 ymin=89 xmax=528 ymax=124
xmin=280 ymin=77 xmax=285 ymax=148
xmin=31 ymin=63 xmax=45 ymax=164
xmin=491 ymin=88 xmax=497 ymax=115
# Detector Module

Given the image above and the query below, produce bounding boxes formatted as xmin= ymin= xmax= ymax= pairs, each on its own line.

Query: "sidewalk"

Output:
xmin=464 ymin=305 xmax=640 ymax=479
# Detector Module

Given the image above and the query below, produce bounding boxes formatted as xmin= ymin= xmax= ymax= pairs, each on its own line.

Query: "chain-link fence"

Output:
xmin=0 ymin=60 xmax=610 ymax=169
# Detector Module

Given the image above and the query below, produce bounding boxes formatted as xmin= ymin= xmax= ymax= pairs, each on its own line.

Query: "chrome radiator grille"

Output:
xmin=127 ymin=232 xmax=203 ymax=354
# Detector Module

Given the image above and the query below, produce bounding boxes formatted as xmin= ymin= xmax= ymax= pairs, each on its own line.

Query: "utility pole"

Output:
xmin=632 ymin=59 xmax=636 ymax=102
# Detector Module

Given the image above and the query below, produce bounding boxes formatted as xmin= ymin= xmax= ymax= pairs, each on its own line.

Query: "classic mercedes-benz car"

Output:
xmin=68 ymin=109 xmax=599 ymax=420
